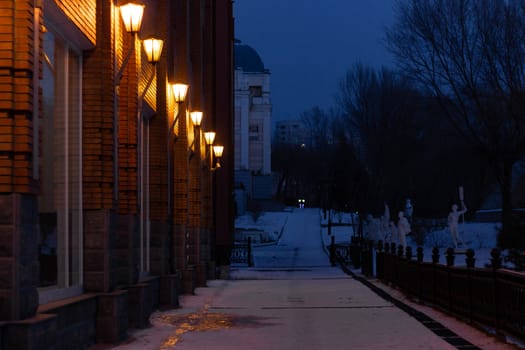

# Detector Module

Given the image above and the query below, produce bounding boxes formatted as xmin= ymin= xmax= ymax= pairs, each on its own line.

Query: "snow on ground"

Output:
xmin=237 ymin=207 xmax=508 ymax=268
xmin=234 ymin=209 xmax=292 ymax=242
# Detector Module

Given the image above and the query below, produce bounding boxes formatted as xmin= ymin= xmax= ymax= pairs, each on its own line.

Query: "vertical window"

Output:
xmin=38 ymin=28 xmax=83 ymax=296
xmin=249 ymin=124 xmax=260 ymax=141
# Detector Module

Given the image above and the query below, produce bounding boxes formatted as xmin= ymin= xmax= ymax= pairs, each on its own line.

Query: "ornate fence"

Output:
xmin=340 ymin=240 xmax=525 ymax=342
xmin=230 ymin=237 xmax=253 ymax=266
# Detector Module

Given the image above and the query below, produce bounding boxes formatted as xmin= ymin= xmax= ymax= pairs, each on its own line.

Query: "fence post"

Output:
xmin=247 ymin=236 xmax=253 ymax=267
xmin=431 ymin=247 xmax=439 ymax=304
xmin=491 ymin=248 xmax=501 ymax=330
xmin=432 ymin=247 xmax=440 ymax=264
xmin=466 ymin=248 xmax=475 ymax=268
xmin=405 ymin=246 xmax=413 ymax=260
xmin=465 ymin=248 xmax=475 ymax=322
xmin=369 ymin=240 xmax=375 ymax=276
xmin=397 ymin=244 xmax=404 ymax=258
xmin=416 ymin=246 xmax=423 ymax=263
xmin=446 ymin=247 xmax=455 ymax=267
xmin=490 ymin=248 xmax=501 ymax=269
xmin=350 ymin=236 xmax=361 ymax=269
xmin=330 ymin=235 xmax=336 ymax=266
xmin=376 ymin=240 xmax=384 ymax=279
xmin=416 ymin=246 xmax=424 ymax=299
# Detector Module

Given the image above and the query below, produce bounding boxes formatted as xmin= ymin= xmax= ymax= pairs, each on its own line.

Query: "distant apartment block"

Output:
xmin=275 ymin=120 xmax=309 ymax=146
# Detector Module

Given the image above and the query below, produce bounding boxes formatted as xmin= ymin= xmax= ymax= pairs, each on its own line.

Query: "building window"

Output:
xmin=249 ymin=86 xmax=262 ymax=97
xmin=249 ymin=124 xmax=260 ymax=141
xmin=38 ymin=27 xmax=83 ymax=301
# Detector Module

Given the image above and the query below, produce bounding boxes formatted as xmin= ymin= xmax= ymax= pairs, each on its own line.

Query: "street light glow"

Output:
xmin=143 ymin=38 xmax=164 ymax=64
xmin=190 ymin=111 xmax=203 ymax=127
xmin=172 ymin=83 xmax=189 ymax=103
xmin=204 ymin=131 xmax=216 ymax=145
xmin=213 ymin=145 xmax=224 ymax=158
xmin=119 ymin=3 xmax=145 ymax=33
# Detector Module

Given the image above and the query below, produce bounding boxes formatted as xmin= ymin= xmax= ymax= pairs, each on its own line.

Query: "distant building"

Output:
xmin=275 ymin=120 xmax=309 ymax=147
xmin=234 ymin=41 xmax=272 ymax=204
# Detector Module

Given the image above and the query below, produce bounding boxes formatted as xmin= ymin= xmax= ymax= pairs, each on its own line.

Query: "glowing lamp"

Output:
xmin=190 ymin=111 xmax=203 ymax=127
xmin=119 ymin=3 xmax=145 ymax=33
xmin=204 ymin=131 xmax=216 ymax=146
xmin=172 ymin=83 xmax=189 ymax=103
xmin=213 ymin=145 xmax=224 ymax=158
xmin=143 ymin=38 xmax=163 ymax=63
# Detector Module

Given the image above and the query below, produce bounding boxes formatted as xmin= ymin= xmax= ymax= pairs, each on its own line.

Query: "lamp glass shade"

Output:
xmin=172 ymin=83 xmax=189 ymax=103
xmin=119 ymin=3 xmax=145 ymax=33
xmin=143 ymin=38 xmax=163 ymax=63
xmin=213 ymin=145 xmax=224 ymax=158
xmin=204 ymin=131 xmax=216 ymax=145
xmin=190 ymin=111 xmax=203 ymax=127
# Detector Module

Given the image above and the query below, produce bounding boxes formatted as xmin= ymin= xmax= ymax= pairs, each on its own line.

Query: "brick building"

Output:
xmin=0 ymin=0 xmax=234 ymax=348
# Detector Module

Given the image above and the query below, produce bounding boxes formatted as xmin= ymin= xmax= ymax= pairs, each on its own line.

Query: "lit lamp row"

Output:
xmin=120 ymin=3 xmax=164 ymax=64
xmin=170 ymin=83 xmax=224 ymax=167
xmin=119 ymin=3 xmax=224 ymax=167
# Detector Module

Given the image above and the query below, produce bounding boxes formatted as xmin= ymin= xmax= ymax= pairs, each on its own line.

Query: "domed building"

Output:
xmin=234 ymin=41 xmax=272 ymax=206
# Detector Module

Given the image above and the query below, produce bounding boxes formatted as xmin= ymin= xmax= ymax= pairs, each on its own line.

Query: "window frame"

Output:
xmin=37 ymin=15 xmax=85 ymax=305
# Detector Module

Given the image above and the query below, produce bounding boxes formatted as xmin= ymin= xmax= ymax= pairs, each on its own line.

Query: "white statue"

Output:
xmin=365 ymin=214 xmax=381 ymax=241
xmin=380 ymin=203 xmax=390 ymax=242
xmin=397 ymin=211 xmax=411 ymax=249
xmin=448 ymin=202 xmax=467 ymax=248
xmin=404 ymin=198 xmax=413 ymax=222
xmin=388 ymin=221 xmax=397 ymax=244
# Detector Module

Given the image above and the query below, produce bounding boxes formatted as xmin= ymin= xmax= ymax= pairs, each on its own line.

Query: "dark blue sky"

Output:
xmin=234 ymin=0 xmax=396 ymax=122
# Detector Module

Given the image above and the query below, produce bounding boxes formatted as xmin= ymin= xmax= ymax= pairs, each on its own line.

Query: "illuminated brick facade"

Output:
xmin=0 ymin=0 xmax=234 ymax=348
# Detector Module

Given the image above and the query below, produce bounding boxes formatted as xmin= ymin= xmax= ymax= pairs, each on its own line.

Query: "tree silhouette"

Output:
xmin=386 ymin=0 xmax=525 ymax=244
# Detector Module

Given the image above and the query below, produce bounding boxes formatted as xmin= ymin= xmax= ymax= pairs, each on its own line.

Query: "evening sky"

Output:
xmin=234 ymin=0 xmax=397 ymax=123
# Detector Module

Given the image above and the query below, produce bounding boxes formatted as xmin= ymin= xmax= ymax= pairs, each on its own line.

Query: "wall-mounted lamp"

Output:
xmin=172 ymin=83 xmax=189 ymax=103
xmin=143 ymin=38 xmax=164 ymax=64
xmin=170 ymin=83 xmax=189 ymax=140
xmin=203 ymin=131 xmax=222 ymax=171
xmin=188 ymin=111 xmax=203 ymax=158
xmin=213 ymin=145 xmax=224 ymax=158
xmin=190 ymin=111 xmax=203 ymax=127
xmin=139 ymin=38 xmax=163 ymax=103
xmin=116 ymin=3 xmax=146 ymax=83
xmin=204 ymin=131 xmax=216 ymax=146
xmin=120 ymin=2 xmax=145 ymax=33
xmin=212 ymin=145 xmax=224 ymax=170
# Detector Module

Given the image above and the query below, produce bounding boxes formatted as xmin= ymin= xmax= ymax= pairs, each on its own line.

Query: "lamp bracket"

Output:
xmin=115 ymin=32 xmax=137 ymax=84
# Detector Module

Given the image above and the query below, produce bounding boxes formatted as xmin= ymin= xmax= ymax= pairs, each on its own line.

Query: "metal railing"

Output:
xmin=230 ymin=237 xmax=253 ymax=267
xmin=342 ymin=240 xmax=525 ymax=342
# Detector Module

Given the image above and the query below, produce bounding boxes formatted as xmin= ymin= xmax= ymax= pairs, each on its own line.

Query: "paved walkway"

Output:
xmin=107 ymin=208 xmax=517 ymax=349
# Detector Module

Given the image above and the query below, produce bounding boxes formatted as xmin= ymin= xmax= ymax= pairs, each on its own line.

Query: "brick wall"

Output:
xmin=117 ymin=32 xmax=139 ymax=216
xmin=172 ymin=0 xmax=191 ymax=272
xmin=82 ymin=0 xmax=119 ymax=292
xmin=82 ymin=0 xmax=116 ymax=210
xmin=0 ymin=0 xmax=37 ymax=194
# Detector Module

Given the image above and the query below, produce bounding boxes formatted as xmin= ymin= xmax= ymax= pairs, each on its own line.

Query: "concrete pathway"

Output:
xmin=107 ymin=208 xmax=516 ymax=350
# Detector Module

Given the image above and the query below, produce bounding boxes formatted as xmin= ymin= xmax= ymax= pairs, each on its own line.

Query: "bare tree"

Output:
xmin=300 ymin=106 xmax=331 ymax=149
xmin=337 ymin=63 xmax=428 ymax=212
xmin=386 ymin=0 xmax=525 ymax=244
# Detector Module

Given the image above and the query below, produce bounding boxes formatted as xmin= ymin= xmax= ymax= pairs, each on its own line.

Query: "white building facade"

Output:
xmin=234 ymin=42 xmax=272 ymax=201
